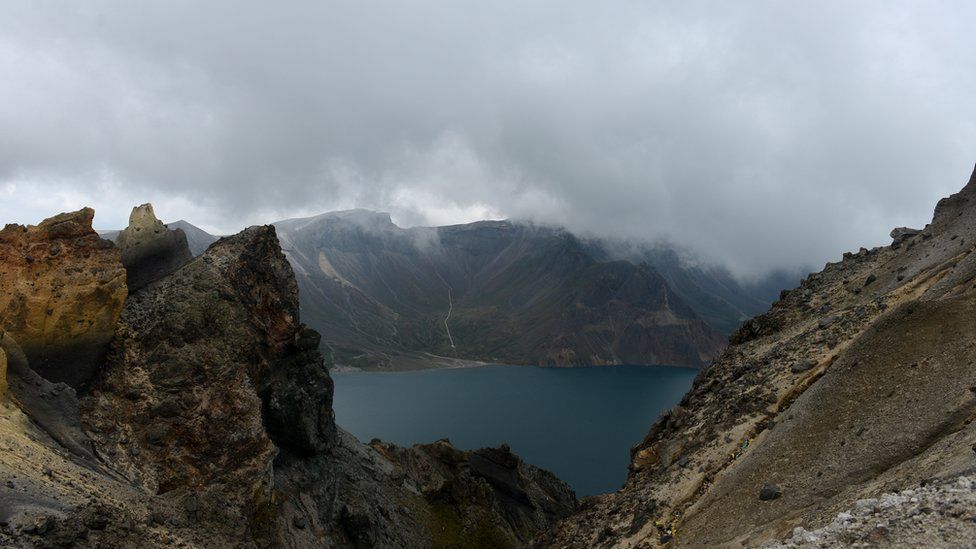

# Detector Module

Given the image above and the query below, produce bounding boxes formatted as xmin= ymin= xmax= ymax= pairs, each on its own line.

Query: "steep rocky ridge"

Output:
xmin=0 ymin=208 xmax=127 ymax=389
xmin=543 ymin=165 xmax=976 ymax=547
xmin=275 ymin=212 xmax=724 ymax=369
xmin=1 ymin=211 xmax=576 ymax=548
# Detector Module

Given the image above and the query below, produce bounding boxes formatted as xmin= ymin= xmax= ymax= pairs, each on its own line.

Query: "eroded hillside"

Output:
xmin=543 ymin=167 xmax=976 ymax=547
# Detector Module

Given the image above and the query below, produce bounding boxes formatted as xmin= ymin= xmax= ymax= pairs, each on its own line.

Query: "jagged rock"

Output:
xmin=0 ymin=208 xmax=127 ymax=388
xmin=82 ymin=225 xmax=310 ymax=499
xmin=890 ymin=227 xmax=921 ymax=244
xmin=115 ymin=204 xmax=193 ymax=292
xmin=373 ymin=439 xmax=578 ymax=546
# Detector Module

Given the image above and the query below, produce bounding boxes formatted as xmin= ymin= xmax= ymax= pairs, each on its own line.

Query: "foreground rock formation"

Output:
xmin=0 ymin=210 xmax=575 ymax=548
xmin=0 ymin=208 xmax=127 ymax=388
xmin=544 ymin=166 xmax=976 ymax=547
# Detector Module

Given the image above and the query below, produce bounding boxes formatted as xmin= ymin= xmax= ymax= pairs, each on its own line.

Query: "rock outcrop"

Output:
xmin=375 ymin=440 xmax=578 ymax=547
xmin=0 ymin=208 xmax=127 ymax=388
xmin=115 ymin=203 xmax=193 ymax=292
xmin=763 ymin=476 xmax=976 ymax=548
xmin=543 ymin=165 xmax=976 ymax=547
xmin=1 ymin=211 xmax=576 ymax=548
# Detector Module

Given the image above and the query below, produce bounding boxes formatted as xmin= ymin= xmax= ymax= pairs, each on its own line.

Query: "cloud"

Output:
xmin=0 ymin=1 xmax=974 ymax=276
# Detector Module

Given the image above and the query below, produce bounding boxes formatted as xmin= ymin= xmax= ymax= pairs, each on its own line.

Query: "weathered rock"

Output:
xmin=0 ymin=208 xmax=127 ymax=388
xmin=372 ymin=439 xmax=578 ymax=546
xmin=115 ymin=203 xmax=193 ymax=292
xmin=890 ymin=227 xmax=920 ymax=244
xmin=817 ymin=316 xmax=840 ymax=329
xmin=82 ymin=225 xmax=309 ymax=499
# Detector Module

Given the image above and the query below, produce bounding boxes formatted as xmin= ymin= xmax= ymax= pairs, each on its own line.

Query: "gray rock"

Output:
xmin=818 ymin=316 xmax=841 ymax=329
xmin=890 ymin=227 xmax=921 ymax=244
xmin=760 ymin=484 xmax=783 ymax=501
xmin=116 ymin=204 xmax=193 ymax=292
xmin=0 ymin=332 xmax=97 ymax=466
xmin=791 ymin=360 xmax=817 ymax=373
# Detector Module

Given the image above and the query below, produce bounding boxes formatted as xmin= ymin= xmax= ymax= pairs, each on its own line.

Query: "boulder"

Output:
xmin=791 ymin=360 xmax=817 ymax=374
xmin=0 ymin=208 xmax=127 ymax=388
xmin=115 ymin=203 xmax=193 ymax=292
xmin=759 ymin=484 xmax=783 ymax=501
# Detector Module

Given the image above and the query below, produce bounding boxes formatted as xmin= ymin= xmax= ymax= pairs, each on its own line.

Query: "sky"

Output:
xmin=1 ymin=1 xmax=974 ymax=277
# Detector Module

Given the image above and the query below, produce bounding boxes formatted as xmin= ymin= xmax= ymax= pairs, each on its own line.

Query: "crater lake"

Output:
xmin=332 ymin=364 xmax=696 ymax=496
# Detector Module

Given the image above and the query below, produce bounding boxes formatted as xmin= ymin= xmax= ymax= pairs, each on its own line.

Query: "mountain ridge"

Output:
xmin=274 ymin=215 xmax=728 ymax=369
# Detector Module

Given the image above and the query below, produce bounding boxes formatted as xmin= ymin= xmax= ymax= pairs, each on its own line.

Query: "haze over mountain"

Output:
xmin=102 ymin=209 xmax=792 ymax=368
xmin=3 ymin=2 xmax=975 ymax=279
xmin=274 ymin=211 xmax=728 ymax=369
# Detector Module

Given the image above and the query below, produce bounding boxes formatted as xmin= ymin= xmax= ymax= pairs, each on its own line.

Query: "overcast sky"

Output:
xmin=1 ymin=1 xmax=974 ymax=276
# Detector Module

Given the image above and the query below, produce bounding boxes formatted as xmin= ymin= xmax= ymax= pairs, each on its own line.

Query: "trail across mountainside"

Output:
xmin=443 ymin=287 xmax=456 ymax=350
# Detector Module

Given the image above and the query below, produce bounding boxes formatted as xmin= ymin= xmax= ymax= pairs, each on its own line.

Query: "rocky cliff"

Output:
xmin=275 ymin=212 xmax=725 ymax=369
xmin=543 ymin=166 xmax=976 ymax=547
xmin=0 ymin=209 xmax=576 ymax=548
xmin=0 ymin=208 xmax=127 ymax=389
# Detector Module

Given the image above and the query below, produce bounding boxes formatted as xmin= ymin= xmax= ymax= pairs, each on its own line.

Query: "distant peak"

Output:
xmin=328 ymin=209 xmax=394 ymax=224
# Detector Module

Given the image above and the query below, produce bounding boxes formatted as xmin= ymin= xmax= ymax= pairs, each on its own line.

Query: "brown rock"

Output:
xmin=0 ymin=345 xmax=6 ymax=397
xmin=0 ymin=208 xmax=127 ymax=388
xmin=82 ymin=225 xmax=330 ymax=499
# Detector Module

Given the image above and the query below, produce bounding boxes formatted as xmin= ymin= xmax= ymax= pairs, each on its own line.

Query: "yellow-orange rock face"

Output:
xmin=0 ymin=208 xmax=127 ymax=388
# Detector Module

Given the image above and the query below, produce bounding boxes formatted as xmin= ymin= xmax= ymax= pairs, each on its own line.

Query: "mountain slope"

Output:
xmin=166 ymin=220 xmax=218 ymax=256
xmin=274 ymin=212 xmax=725 ymax=369
xmin=544 ymin=164 xmax=976 ymax=547
xmin=590 ymin=242 xmax=804 ymax=335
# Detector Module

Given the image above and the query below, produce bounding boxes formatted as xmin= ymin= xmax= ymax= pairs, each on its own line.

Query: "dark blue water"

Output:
xmin=332 ymin=364 xmax=695 ymax=496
